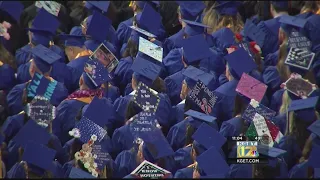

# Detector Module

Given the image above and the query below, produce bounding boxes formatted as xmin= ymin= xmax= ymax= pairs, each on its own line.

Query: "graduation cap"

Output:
xmin=213 ymin=1 xmax=242 ymax=16
xmin=0 ymin=1 xmax=24 ymax=22
xmin=185 ymin=110 xmax=217 ymax=128
xmin=257 ymin=145 xmax=287 ymax=167
xmin=86 ymin=11 xmax=111 ymax=42
xmin=243 ymin=19 xmax=266 ymax=47
xmin=31 ymin=44 xmax=61 ymax=73
xmin=242 ymin=99 xmax=276 ymax=124
xmin=182 ymin=19 xmax=209 ymax=36
xmin=82 ymin=96 xmax=113 ymax=127
xmin=83 ymin=59 xmax=110 ymax=89
xmin=135 ymin=1 xmax=160 ymax=9
xmin=129 ymin=25 xmax=157 ymax=39
xmin=182 ymin=66 xmax=215 ymax=88
xmin=288 ymin=96 xmax=319 ymax=123
xmin=181 ymin=34 xmax=213 ymax=65
xmin=35 ymin=1 xmax=61 ymax=17
xmin=69 ymin=167 xmax=96 ymax=179
xmin=138 ymin=36 xmax=163 ymax=62
xmin=136 ymin=3 xmax=161 ymax=35
xmin=27 ymin=72 xmax=58 ymax=100
xmin=224 ymin=47 xmax=257 ymax=80
xmin=133 ymin=82 xmax=160 ymax=113
xmin=131 ymin=55 xmax=162 ymax=86
xmin=129 ymin=112 xmax=160 ymax=140
xmin=192 ymin=122 xmax=226 ymax=153
xmin=12 ymin=120 xmax=51 ymax=149
xmin=196 ymin=147 xmax=229 ymax=176
xmin=71 ymin=117 xmax=107 ymax=143
xmin=176 ymin=1 xmax=205 ymax=21
xmin=28 ymin=8 xmax=60 ymax=35
xmin=130 ymin=160 xmax=172 ymax=178
xmin=308 ymin=120 xmax=320 ymax=138
xmin=85 ymin=1 xmax=110 ymax=13
xmin=284 ymin=47 xmax=315 ymax=71
xmin=279 ymin=15 xmax=307 ymax=35
xmin=236 ymin=73 xmax=268 ymax=102
xmin=308 ymin=144 xmax=320 ymax=168
xmin=22 ymin=142 xmax=56 ymax=174
xmin=25 ymin=95 xmax=56 ymax=128
xmin=282 ymin=73 xmax=317 ymax=99
xmin=271 ymin=1 xmax=288 ymax=9
xmin=59 ymin=33 xmax=86 ymax=48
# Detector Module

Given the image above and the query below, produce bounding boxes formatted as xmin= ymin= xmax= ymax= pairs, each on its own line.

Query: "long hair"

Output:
xmin=276 ymin=37 xmax=291 ymax=82
xmin=300 ymin=1 xmax=318 ymax=13
xmin=0 ymin=43 xmax=16 ymax=70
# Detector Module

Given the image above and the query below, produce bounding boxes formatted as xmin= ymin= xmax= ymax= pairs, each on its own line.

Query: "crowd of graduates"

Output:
xmin=0 ymin=0 xmax=320 ymax=178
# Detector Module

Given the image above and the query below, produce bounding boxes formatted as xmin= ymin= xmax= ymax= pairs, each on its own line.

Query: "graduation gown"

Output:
xmin=112 ymin=94 xmax=133 ymax=126
xmin=262 ymin=66 xmax=282 ymax=100
xmin=162 ymin=48 xmax=183 ymax=77
xmin=219 ymin=116 xmax=243 ymax=138
xmin=111 ymin=124 xmax=135 ymax=158
xmin=288 ymin=161 xmax=308 ymax=178
xmin=0 ymin=64 xmax=16 ymax=92
xmin=173 ymin=145 xmax=193 ymax=170
xmin=162 ymin=28 xmax=185 ymax=58
xmin=112 ymin=56 xmax=134 ymax=95
xmin=6 ymin=81 xmax=68 ymax=115
xmin=116 ymin=17 xmax=134 ymax=49
xmin=174 ymin=166 xmax=193 ymax=178
xmin=113 ymin=149 xmax=139 ymax=178
xmin=171 ymin=100 xmax=185 ymax=125
xmin=263 ymin=50 xmax=279 ymax=67
xmin=269 ymin=89 xmax=285 ymax=113
xmin=164 ymin=68 xmax=185 ymax=106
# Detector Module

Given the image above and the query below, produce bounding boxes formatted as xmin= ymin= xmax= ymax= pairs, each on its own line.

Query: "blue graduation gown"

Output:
xmin=174 ymin=166 xmax=193 ymax=178
xmin=269 ymin=89 xmax=285 ymax=113
xmin=219 ymin=116 xmax=243 ymax=138
xmin=111 ymin=124 xmax=135 ymax=157
xmin=113 ymin=56 xmax=134 ymax=94
xmin=219 ymin=74 xmax=229 ymax=86
xmin=288 ymin=161 xmax=308 ymax=178
xmin=15 ymin=44 xmax=65 ymax=67
xmin=164 ymin=68 xmax=185 ymax=106
xmin=113 ymin=94 xmax=133 ymax=126
xmin=0 ymin=64 xmax=16 ymax=92
xmin=1 ymin=112 xmax=25 ymax=143
xmin=116 ymin=17 xmax=134 ymax=48
xmin=104 ymin=84 xmax=121 ymax=104
xmin=6 ymin=81 xmax=68 ymax=115
xmin=171 ymin=100 xmax=185 ymax=125
xmin=162 ymin=48 xmax=183 ymax=77
xmin=228 ymin=164 xmax=252 ymax=178
xmin=262 ymin=66 xmax=282 ymax=99
xmin=67 ymin=54 xmax=90 ymax=73
xmin=173 ymin=146 xmax=193 ymax=170
xmin=263 ymin=50 xmax=279 ymax=67
xmin=114 ymin=149 xmax=139 ymax=178
xmin=163 ymin=29 xmax=185 ymax=58
xmin=107 ymin=25 xmax=121 ymax=57
xmin=66 ymin=55 xmax=90 ymax=92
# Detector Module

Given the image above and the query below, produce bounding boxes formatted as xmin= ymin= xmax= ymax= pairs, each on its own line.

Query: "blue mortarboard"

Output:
xmin=28 ymin=8 xmax=60 ymax=35
xmin=59 ymin=28 xmax=86 ymax=48
xmin=31 ymin=44 xmax=61 ymax=73
xmin=86 ymin=11 xmax=111 ymax=42
xmin=257 ymin=145 xmax=287 ymax=167
xmin=185 ymin=110 xmax=217 ymax=126
xmin=177 ymin=1 xmax=205 ymax=21
xmin=136 ymin=1 xmax=160 ymax=9
xmin=182 ymin=66 xmax=215 ymax=88
xmin=0 ymin=1 xmax=24 ymax=22
xmin=243 ymin=19 xmax=266 ymax=47
xmin=308 ymin=120 xmax=320 ymax=138
xmin=83 ymin=96 xmax=113 ymax=127
xmin=69 ymin=167 xmax=96 ymax=178
xmin=85 ymin=1 xmax=110 ymax=13
xmin=12 ymin=120 xmax=51 ymax=149
xmin=271 ymin=1 xmax=288 ymax=9
xmin=213 ymin=1 xmax=242 ymax=16
xmin=136 ymin=3 xmax=161 ymax=35
xmin=196 ymin=147 xmax=229 ymax=176
xmin=22 ymin=142 xmax=56 ymax=172
xmin=279 ymin=15 xmax=307 ymax=34
xmin=288 ymin=96 xmax=319 ymax=122
xmin=182 ymin=19 xmax=210 ymax=36
xmin=133 ymin=82 xmax=160 ymax=113
xmin=182 ymin=34 xmax=213 ymax=65
xmin=138 ymin=36 xmax=163 ymax=62
xmin=140 ymin=128 xmax=174 ymax=160
xmin=131 ymin=55 xmax=161 ymax=86
xmin=83 ymin=59 xmax=110 ymax=89
xmin=192 ymin=123 xmax=226 ymax=150
xmin=225 ymin=47 xmax=257 ymax=80
xmin=74 ymin=117 xmax=108 ymax=143
xmin=308 ymin=144 xmax=320 ymax=168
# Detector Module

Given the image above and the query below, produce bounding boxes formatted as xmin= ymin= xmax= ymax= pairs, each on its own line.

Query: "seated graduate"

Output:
xmin=275 ymin=97 xmax=320 ymax=170
xmin=7 ymin=44 xmax=68 ymax=115
xmin=15 ymin=8 xmax=65 ymax=68
xmin=0 ymin=43 xmax=17 ymax=93
xmin=52 ymin=60 xmax=110 ymax=145
xmin=7 ymin=141 xmax=62 ymax=178
xmin=174 ymin=123 xmax=227 ymax=178
xmin=61 ymin=113 xmax=114 ymax=178
xmin=114 ymin=124 xmax=176 ymax=178
xmin=192 ymin=146 xmax=230 ymax=178
xmin=84 ymin=1 xmax=120 ymax=55
xmin=213 ymin=47 xmax=262 ymax=126
xmin=6 ymin=120 xmax=63 ymax=178
xmin=116 ymin=1 xmax=161 ymax=50
xmin=164 ymin=34 xmax=216 ymax=105
xmin=162 ymin=1 xmax=205 ymax=57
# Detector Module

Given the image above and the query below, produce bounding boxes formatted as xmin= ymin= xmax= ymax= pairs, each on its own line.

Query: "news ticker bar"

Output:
xmin=227 ymin=158 xmax=269 ymax=164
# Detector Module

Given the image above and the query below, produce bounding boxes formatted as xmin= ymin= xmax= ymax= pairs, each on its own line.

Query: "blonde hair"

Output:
xmin=202 ymin=4 xmax=244 ymax=34
xmin=276 ymin=35 xmax=291 ymax=82
xmin=279 ymin=91 xmax=291 ymax=114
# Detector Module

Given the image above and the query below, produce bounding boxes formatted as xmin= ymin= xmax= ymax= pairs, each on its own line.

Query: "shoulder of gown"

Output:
xmin=166 ymin=119 xmax=190 ymax=151
xmin=173 ymin=146 xmax=193 ymax=170
xmin=162 ymin=48 xmax=183 ymax=76
xmin=6 ymin=83 xmax=26 ymax=115
xmin=0 ymin=64 xmax=17 ymax=92
xmin=164 ymin=69 xmax=184 ymax=106
xmin=219 ymin=116 xmax=243 ymax=138
xmin=114 ymin=149 xmax=138 ymax=178
xmin=1 ymin=112 xmax=25 ymax=143
xmin=111 ymin=125 xmax=134 ymax=157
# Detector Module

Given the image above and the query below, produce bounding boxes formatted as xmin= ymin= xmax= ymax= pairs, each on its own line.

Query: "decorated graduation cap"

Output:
xmin=235 ymin=73 xmax=268 ymax=102
xmin=181 ymin=34 xmax=213 ymax=65
xmin=281 ymin=73 xmax=317 ymax=100
xmin=130 ymin=160 xmax=172 ymax=178
xmin=83 ymin=59 xmax=110 ymax=89
xmin=196 ymin=147 xmax=229 ymax=176
xmin=182 ymin=66 xmax=215 ymax=89
xmin=288 ymin=96 xmax=319 ymax=123
xmin=31 ymin=44 xmax=61 ymax=73
xmin=138 ymin=36 xmax=163 ymax=62
xmin=192 ymin=123 xmax=226 ymax=155
xmin=86 ymin=11 xmax=111 ymax=42
xmin=0 ymin=1 xmax=24 ymax=22
xmin=136 ymin=3 xmax=161 ymax=35
xmin=12 ymin=120 xmax=51 ymax=149
xmin=69 ymin=167 xmax=96 ymax=179
xmin=243 ymin=19 xmax=266 ymax=47
xmin=129 ymin=112 xmax=161 ymax=141
xmin=182 ymin=19 xmax=209 ymax=36
xmin=257 ymin=145 xmax=287 ymax=167
xmin=242 ymin=99 xmax=276 ymax=124
xmin=213 ymin=1 xmax=242 ymax=16
xmin=224 ymin=47 xmax=257 ymax=80
xmin=133 ymin=82 xmax=160 ymax=113
xmin=28 ymin=8 xmax=60 ymax=46
xmin=185 ymin=110 xmax=217 ymax=129
xmin=131 ymin=55 xmax=162 ymax=86
xmin=22 ymin=142 xmax=56 ymax=175
xmin=85 ymin=1 xmax=110 ymax=13
xmin=176 ymin=1 xmax=205 ymax=21
xmin=284 ymin=47 xmax=315 ymax=73
xmin=25 ymin=95 xmax=56 ymax=128
xmin=27 ymin=72 xmax=58 ymax=101
xmin=271 ymin=1 xmax=288 ymax=9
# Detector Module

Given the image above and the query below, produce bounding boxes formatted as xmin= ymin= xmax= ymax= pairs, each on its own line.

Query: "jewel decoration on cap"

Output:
xmin=133 ymin=82 xmax=160 ymax=113
xmin=242 ymin=99 xmax=276 ymax=124
xmin=35 ymin=1 xmax=61 ymax=17
xmin=0 ymin=21 xmax=11 ymax=40
xmin=249 ymin=41 xmax=262 ymax=55
xmin=25 ymin=95 xmax=56 ymax=128
xmin=284 ymin=47 xmax=315 ymax=70
xmin=236 ymin=73 xmax=267 ymax=102
xmin=281 ymin=73 xmax=317 ymax=99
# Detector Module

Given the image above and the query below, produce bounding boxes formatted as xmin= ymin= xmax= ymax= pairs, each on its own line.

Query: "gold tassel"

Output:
xmin=129 ymin=1 xmax=133 ymax=7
